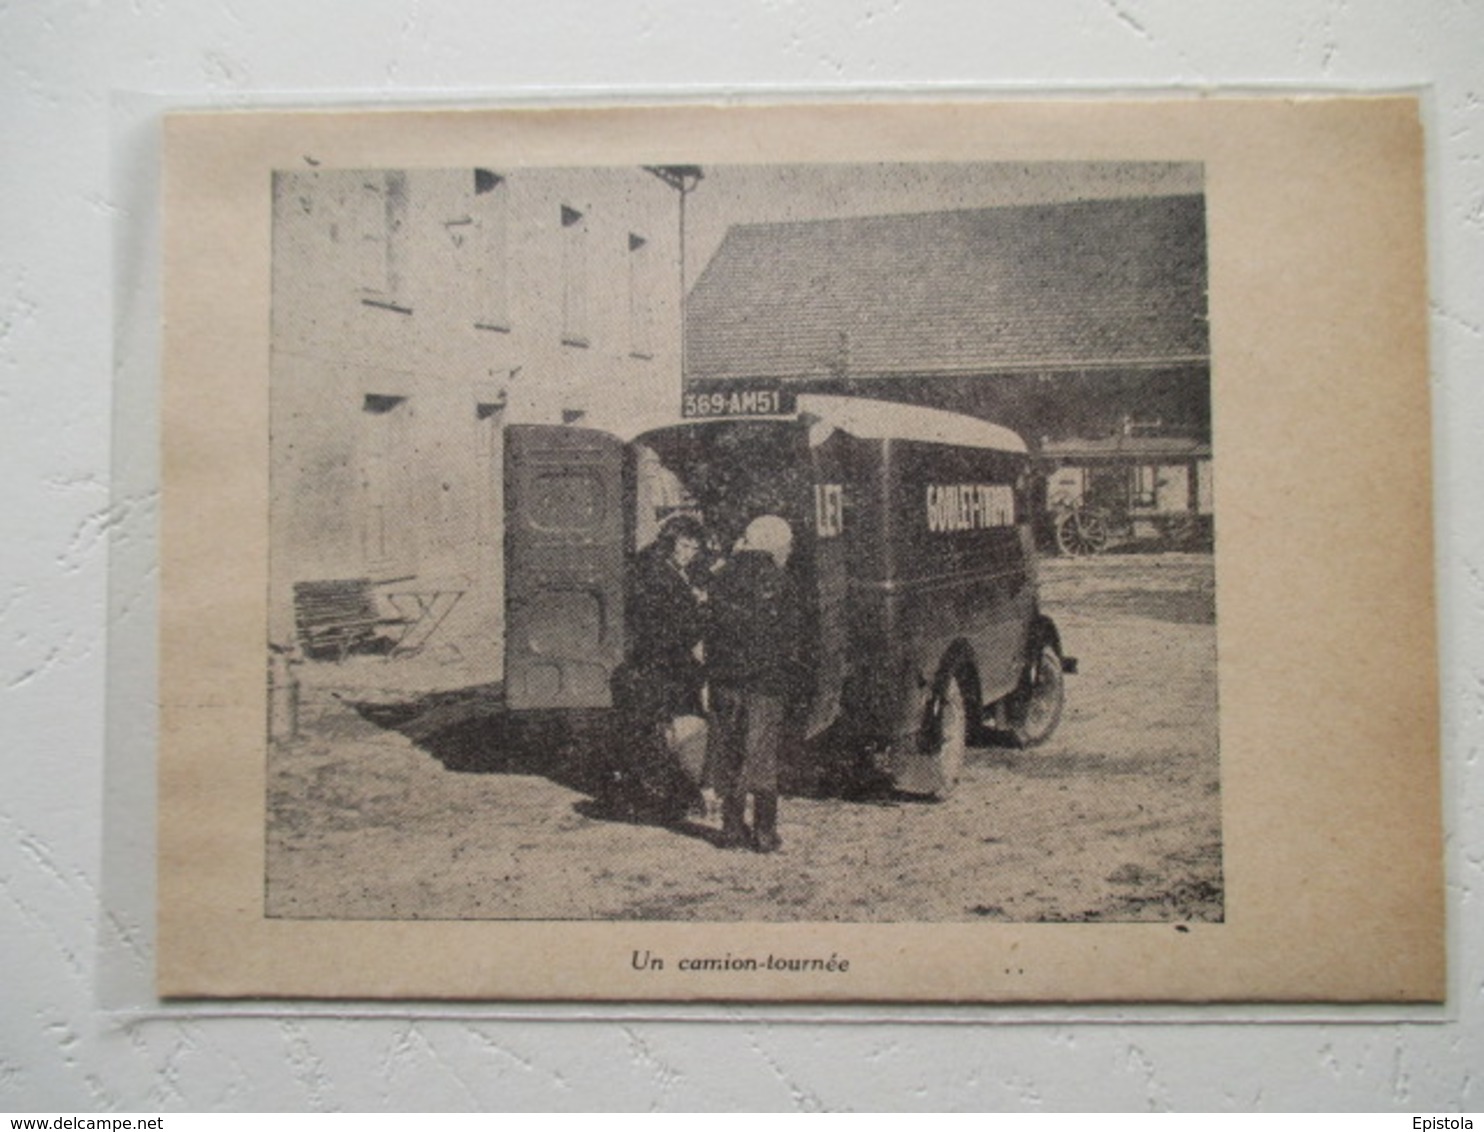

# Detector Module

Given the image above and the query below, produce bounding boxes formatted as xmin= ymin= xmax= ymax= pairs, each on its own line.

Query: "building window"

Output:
xmin=1131 ymin=465 xmax=1158 ymax=509
xmin=628 ymin=232 xmax=655 ymax=359
xmin=475 ymin=399 xmax=507 ymax=571
xmin=560 ymin=205 xmax=589 ymax=348
xmin=471 ymin=169 xmax=510 ymax=332
xmin=354 ymin=172 xmax=410 ymax=312
xmin=359 ymin=394 xmax=415 ymax=571
xmin=430 ymin=169 xmax=510 ymax=331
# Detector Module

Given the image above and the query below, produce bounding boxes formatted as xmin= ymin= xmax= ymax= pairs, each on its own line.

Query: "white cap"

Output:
xmin=742 ymin=515 xmax=793 ymax=566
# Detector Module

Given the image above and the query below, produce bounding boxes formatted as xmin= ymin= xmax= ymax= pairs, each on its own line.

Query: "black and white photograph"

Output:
xmin=9 ymin=0 xmax=1476 ymax=1104
xmin=156 ymin=98 xmax=1440 ymax=1003
xmin=264 ymin=159 xmax=1220 ymax=925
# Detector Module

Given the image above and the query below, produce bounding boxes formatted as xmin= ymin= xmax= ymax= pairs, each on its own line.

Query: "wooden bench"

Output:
xmin=293 ymin=578 xmax=409 ymax=662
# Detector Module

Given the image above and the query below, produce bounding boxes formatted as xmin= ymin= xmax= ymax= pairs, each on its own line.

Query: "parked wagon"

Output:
xmin=1038 ymin=433 xmax=1213 ymax=556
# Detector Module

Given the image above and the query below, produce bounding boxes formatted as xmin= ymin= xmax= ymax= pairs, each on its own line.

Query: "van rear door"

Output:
xmin=504 ymin=424 xmax=627 ymax=710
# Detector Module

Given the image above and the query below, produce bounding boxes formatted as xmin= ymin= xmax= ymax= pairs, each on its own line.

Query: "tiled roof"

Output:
xmin=685 ymin=195 xmax=1209 ymax=382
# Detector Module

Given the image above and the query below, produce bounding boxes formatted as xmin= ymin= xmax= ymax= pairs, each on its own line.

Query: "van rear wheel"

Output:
xmin=923 ymin=674 xmax=969 ymax=799
xmin=1004 ymin=643 xmax=1065 ymax=748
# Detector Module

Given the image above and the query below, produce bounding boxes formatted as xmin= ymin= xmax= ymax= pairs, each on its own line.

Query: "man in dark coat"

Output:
xmin=705 ymin=515 xmax=804 ymax=852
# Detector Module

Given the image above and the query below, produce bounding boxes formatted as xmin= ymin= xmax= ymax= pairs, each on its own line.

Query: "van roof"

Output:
xmin=797 ymin=394 xmax=1028 ymax=454
xmin=580 ymin=394 xmax=1028 ymax=455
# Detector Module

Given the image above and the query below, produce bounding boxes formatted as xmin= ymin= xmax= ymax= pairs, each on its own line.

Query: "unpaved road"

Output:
xmin=268 ymin=554 xmax=1221 ymax=922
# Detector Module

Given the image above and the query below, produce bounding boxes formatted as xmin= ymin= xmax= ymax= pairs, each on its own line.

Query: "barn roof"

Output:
xmin=685 ymin=195 xmax=1209 ymax=382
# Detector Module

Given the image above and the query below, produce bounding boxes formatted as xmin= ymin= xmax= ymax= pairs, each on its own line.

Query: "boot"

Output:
xmin=718 ymin=794 xmax=750 ymax=850
xmin=752 ymin=792 xmax=782 ymax=854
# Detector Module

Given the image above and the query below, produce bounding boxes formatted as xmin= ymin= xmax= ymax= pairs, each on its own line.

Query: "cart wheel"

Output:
xmin=1160 ymin=513 xmax=1198 ymax=549
xmin=1082 ymin=512 xmax=1110 ymax=554
xmin=1004 ymin=643 xmax=1066 ymax=749
xmin=1055 ymin=510 xmax=1110 ymax=557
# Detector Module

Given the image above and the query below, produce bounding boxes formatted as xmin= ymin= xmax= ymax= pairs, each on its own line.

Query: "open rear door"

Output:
xmin=504 ymin=425 xmax=627 ymax=710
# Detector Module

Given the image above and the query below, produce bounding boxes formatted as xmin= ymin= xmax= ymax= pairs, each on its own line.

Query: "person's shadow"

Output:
xmin=346 ymin=682 xmax=913 ymax=831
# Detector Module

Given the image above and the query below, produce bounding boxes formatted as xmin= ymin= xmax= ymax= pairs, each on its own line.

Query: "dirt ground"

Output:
xmin=266 ymin=553 xmax=1221 ymax=923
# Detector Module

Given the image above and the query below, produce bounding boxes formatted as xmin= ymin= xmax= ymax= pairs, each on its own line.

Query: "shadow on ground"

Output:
xmin=345 ymin=682 xmax=917 ymax=814
xmin=348 ymin=683 xmax=613 ymax=796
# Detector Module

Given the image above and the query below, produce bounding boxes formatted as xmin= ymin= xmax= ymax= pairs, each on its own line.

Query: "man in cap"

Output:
xmin=705 ymin=515 xmax=804 ymax=852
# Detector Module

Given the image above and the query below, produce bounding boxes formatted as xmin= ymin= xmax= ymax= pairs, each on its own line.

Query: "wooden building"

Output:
xmin=682 ymin=194 xmax=1212 ymax=550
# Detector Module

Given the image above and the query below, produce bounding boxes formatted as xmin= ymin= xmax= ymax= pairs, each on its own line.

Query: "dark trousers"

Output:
xmin=709 ymin=685 xmax=784 ymax=797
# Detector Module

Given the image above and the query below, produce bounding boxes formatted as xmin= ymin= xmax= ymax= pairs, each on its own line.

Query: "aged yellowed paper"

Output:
xmin=159 ymin=97 xmax=1440 ymax=1001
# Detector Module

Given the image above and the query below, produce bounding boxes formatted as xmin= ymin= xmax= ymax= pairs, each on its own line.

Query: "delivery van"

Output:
xmin=503 ymin=394 xmax=1071 ymax=798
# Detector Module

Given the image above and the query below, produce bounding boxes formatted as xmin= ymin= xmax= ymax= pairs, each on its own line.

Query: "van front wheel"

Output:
xmin=1004 ymin=643 xmax=1065 ymax=748
xmin=922 ymin=674 xmax=969 ymax=798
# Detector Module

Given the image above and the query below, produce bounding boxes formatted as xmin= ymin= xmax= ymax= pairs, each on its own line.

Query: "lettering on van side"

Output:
xmin=924 ymin=484 xmax=1016 ymax=533
xmin=814 ymin=484 xmax=843 ymax=538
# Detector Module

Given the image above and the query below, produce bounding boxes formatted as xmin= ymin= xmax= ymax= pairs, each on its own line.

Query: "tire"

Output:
xmin=921 ymin=672 xmax=970 ymax=799
xmin=1004 ymin=642 xmax=1065 ymax=748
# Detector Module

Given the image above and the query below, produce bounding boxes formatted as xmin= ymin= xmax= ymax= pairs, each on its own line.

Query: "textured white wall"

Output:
xmin=3 ymin=0 xmax=1481 ymax=1111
